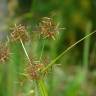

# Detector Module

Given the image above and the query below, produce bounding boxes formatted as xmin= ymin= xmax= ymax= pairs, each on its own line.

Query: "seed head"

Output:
xmin=10 ymin=24 xmax=29 ymax=42
xmin=39 ymin=17 xmax=59 ymax=40
xmin=25 ymin=60 xmax=44 ymax=80
xmin=0 ymin=43 xmax=10 ymax=63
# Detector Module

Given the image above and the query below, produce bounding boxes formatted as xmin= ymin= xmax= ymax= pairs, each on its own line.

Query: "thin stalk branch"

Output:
xmin=20 ymin=39 xmax=32 ymax=65
xmin=39 ymin=40 xmax=45 ymax=61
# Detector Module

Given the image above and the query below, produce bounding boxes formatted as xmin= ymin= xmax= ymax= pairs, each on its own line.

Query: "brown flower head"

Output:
xmin=39 ymin=17 xmax=59 ymax=40
xmin=10 ymin=24 xmax=29 ymax=42
xmin=0 ymin=43 xmax=10 ymax=63
xmin=25 ymin=60 xmax=44 ymax=80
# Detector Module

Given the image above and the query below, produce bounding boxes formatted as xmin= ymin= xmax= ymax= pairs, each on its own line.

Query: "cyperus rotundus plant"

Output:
xmin=0 ymin=17 xmax=96 ymax=96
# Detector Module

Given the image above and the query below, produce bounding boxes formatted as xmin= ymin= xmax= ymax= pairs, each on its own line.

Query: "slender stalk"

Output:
xmin=20 ymin=39 xmax=32 ymax=65
xmin=42 ymin=30 xmax=96 ymax=72
xmin=39 ymin=40 xmax=45 ymax=61
xmin=83 ymin=22 xmax=92 ymax=71
xmin=38 ymin=79 xmax=48 ymax=96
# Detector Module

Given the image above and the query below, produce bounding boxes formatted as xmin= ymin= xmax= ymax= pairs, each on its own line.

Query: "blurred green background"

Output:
xmin=0 ymin=0 xmax=96 ymax=96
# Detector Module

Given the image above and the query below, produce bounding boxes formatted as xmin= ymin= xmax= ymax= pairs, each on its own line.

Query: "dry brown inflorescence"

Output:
xmin=25 ymin=60 xmax=45 ymax=80
xmin=10 ymin=24 xmax=29 ymax=42
xmin=39 ymin=17 xmax=59 ymax=40
xmin=0 ymin=43 xmax=10 ymax=63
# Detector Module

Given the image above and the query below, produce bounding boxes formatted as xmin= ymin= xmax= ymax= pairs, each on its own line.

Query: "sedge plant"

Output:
xmin=0 ymin=17 xmax=96 ymax=96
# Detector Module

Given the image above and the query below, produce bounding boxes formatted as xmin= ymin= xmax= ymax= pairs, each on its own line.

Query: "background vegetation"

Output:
xmin=0 ymin=0 xmax=96 ymax=96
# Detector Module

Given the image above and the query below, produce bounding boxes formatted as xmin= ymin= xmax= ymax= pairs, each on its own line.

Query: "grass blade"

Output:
xmin=42 ymin=30 xmax=96 ymax=72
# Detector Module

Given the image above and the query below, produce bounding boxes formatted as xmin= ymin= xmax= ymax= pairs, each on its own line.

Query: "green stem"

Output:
xmin=42 ymin=30 xmax=96 ymax=72
xmin=20 ymin=39 xmax=32 ymax=65
xmin=39 ymin=40 xmax=45 ymax=61
xmin=83 ymin=22 xmax=92 ymax=71
xmin=38 ymin=79 xmax=48 ymax=96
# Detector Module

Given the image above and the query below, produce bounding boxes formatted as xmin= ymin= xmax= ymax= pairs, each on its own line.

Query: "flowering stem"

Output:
xmin=38 ymin=79 xmax=48 ymax=96
xmin=42 ymin=30 xmax=96 ymax=72
xmin=20 ymin=39 xmax=32 ymax=65
xmin=39 ymin=40 xmax=45 ymax=61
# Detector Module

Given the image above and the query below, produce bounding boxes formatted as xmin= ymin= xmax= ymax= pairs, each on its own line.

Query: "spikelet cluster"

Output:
xmin=0 ymin=43 xmax=10 ymax=63
xmin=39 ymin=17 xmax=59 ymax=40
xmin=25 ymin=60 xmax=45 ymax=80
xmin=10 ymin=24 xmax=29 ymax=42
